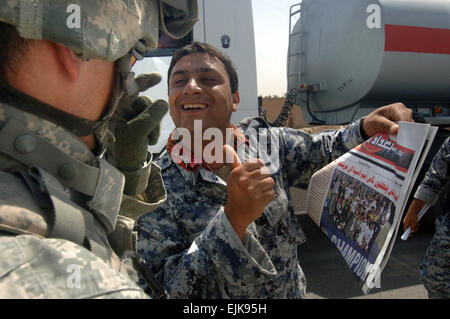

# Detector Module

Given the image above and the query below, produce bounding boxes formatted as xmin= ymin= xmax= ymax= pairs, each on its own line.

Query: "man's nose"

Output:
xmin=184 ymin=77 xmax=202 ymax=94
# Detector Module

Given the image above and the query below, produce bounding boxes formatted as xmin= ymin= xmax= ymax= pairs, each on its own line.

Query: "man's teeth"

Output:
xmin=183 ymin=104 xmax=206 ymax=110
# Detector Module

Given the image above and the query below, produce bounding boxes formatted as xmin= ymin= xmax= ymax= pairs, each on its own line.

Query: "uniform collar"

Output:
xmin=165 ymin=124 xmax=248 ymax=172
xmin=0 ymin=101 xmax=94 ymax=164
xmin=160 ymin=150 xmax=227 ymax=187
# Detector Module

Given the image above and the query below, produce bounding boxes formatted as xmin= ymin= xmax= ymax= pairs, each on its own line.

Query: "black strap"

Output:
xmin=132 ymin=254 xmax=168 ymax=299
xmin=0 ymin=81 xmax=98 ymax=136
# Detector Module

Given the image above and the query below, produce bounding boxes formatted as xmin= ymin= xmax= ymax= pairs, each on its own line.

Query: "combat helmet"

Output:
xmin=0 ymin=0 xmax=198 ymax=151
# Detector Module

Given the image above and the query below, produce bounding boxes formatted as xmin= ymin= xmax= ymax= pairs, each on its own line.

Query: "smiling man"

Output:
xmin=136 ymin=42 xmax=413 ymax=298
xmin=168 ymin=52 xmax=239 ymax=137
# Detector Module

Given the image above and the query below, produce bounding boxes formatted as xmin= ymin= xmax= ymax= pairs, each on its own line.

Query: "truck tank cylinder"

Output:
xmin=287 ymin=0 xmax=450 ymax=124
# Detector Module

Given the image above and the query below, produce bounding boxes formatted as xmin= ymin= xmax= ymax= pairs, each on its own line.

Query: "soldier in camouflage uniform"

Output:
xmin=136 ymin=42 xmax=413 ymax=298
xmin=404 ymin=136 xmax=450 ymax=299
xmin=0 ymin=0 xmax=197 ymax=298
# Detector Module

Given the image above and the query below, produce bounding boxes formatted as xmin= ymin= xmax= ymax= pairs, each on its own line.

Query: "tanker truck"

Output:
xmin=283 ymin=0 xmax=450 ymax=226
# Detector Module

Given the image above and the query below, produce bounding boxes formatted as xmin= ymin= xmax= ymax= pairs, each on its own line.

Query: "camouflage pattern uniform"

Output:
xmin=137 ymin=117 xmax=365 ymax=298
xmin=0 ymin=0 xmax=196 ymax=298
xmin=0 ymin=94 xmax=151 ymax=298
xmin=414 ymin=136 xmax=450 ymax=299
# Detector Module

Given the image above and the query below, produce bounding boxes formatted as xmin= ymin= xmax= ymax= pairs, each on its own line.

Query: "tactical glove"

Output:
xmin=107 ymin=73 xmax=168 ymax=193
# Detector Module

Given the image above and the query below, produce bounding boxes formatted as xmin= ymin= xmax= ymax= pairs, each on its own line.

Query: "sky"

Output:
xmin=251 ymin=0 xmax=302 ymax=97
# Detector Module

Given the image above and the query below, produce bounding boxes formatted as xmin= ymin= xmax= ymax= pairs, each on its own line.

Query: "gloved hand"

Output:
xmin=107 ymin=73 xmax=169 ymax=172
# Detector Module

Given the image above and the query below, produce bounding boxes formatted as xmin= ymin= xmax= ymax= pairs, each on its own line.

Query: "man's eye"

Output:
xmin=173 ymin=79 xmax=187 ymax=85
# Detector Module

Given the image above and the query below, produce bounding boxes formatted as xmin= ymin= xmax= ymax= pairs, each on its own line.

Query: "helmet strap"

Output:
xmin=93 ymin=40 xmax=147 ymax=155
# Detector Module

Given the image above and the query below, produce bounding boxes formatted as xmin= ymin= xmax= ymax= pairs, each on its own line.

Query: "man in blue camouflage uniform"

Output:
xmin=404 ymin=137 xmax=450 ymax=299
xmin=136 ymin=42 xmax=413 ymax=298
xmin=0 ymin=0 xmax=197 ymax=298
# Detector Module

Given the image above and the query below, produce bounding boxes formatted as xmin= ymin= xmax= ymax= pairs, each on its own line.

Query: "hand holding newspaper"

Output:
xmin=305 ymin=122 xmax=437 ymax=294
xmin=401 ymin=203 xmax=431 ymax=240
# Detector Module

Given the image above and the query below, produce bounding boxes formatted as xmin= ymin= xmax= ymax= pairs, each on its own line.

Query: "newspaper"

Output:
xmin=305 ymin=122 xmax=438 ymax=294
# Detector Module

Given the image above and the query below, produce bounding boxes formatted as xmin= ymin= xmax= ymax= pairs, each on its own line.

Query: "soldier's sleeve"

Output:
xmin=414 ymin=136 xmax=450 ymax=205
xmin=280 ymin=119 xmax=364 ymax=188
xmin=118 ymin=161 xmax=167 ymax=220
xmin=136 ymin=203 xmax=277 ymax=298
xmin=0 ymin=235 xmax=149 ymax=299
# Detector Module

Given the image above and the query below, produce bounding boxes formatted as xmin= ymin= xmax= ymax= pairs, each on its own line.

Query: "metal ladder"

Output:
xmin=287 ymin=2 xmax=304 ymax=90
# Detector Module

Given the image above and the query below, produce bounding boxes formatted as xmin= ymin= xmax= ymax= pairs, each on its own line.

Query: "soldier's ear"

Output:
xmin=53 ymin=42 xmax=83 ymax=82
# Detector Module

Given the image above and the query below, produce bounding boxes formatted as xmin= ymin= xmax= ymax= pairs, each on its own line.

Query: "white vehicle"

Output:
xmin=133 ymin=0 xmax=259 ymax=155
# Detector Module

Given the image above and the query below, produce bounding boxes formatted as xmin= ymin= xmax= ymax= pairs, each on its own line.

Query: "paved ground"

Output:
xmin=296 ymin=214 xmax=433 ymax=299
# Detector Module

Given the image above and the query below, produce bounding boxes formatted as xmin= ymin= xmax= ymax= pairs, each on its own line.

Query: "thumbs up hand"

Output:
xmin=223 ymin=145 xmax=275 ymax=240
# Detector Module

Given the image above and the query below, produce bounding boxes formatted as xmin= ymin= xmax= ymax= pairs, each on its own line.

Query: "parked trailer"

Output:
xmin=285 ymin=0 xmax=450 ymax=226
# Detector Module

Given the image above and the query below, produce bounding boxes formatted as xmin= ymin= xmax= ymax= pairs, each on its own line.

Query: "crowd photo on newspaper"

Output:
xmin=325 ymin=170 xmax=395 ymax=260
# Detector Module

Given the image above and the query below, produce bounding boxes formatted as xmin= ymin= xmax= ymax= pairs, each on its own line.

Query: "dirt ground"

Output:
xmin=260 ymin=97 xmax=348 ymax=134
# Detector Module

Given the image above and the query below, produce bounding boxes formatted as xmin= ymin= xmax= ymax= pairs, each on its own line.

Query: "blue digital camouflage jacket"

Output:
xmin=137 ymin=117 xmax=365 ymax=298
xmin=415 ymin=136 xmax=450 ymax=208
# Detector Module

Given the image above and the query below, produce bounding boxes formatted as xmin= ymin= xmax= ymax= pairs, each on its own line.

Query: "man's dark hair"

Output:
xmin=167 ymin=41 xmax=239 ymax=93
xmin=0 ymin=22 xmax=31 ymax=82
